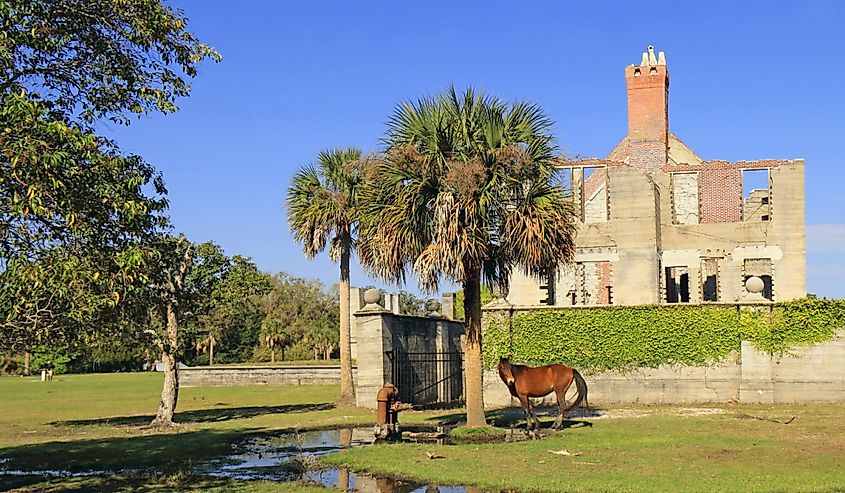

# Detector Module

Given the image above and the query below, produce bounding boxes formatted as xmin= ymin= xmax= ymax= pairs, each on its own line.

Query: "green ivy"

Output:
xmin=454 ymin=285 xmax=493 ymax=320
xmin=482 ymin=299 xmax=845 ymax=372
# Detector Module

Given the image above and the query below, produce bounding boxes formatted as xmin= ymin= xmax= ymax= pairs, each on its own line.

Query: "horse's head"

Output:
xmin=498 ymin=356 xmax=515 ymax=387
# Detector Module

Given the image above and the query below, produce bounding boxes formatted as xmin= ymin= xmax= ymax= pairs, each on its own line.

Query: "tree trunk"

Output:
xmin=463 ymin=265 xmax=486 ymax=427
xmin=151 ymin=301 xmax=180 ymax=427
xmin=270 ymin=348 xmax=276 ymax=363
xmin=280 ymin=344 xmax=285 ymax=362
xmin=209 ymin=334 xmax=215 ymax=366
xmin=338 ymin=233 xmax=355 ymax=404
xmin=23 ymin=352 xmax=30 ymax=376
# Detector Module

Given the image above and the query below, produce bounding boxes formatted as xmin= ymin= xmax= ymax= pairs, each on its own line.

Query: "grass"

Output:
xmin=0 ymin=372 xmax=453 ymax=492
xmin=5 ymin=373 xmax=845 ymax=492
xmin=324 ymin=404 xmax=845 ymax=493
xmin=449 ymin=424 xmax=507 ymax=443
xmin=0 ymin=373 xmax=381 ymax=491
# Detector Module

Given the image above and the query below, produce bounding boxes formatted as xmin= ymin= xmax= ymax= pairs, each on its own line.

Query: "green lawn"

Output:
xmin=4 ymin=373 xmax=845 ymax=492
xmin=0 ymin=372 xmax=383 ymax=492
xmin=324 ymin=404 xmax=845 ymax=493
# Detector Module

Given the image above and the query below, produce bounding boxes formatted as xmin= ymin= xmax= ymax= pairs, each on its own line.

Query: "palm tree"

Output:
xmin=260 ymin=318 xmax=289 ymax=363
xmin=357 ymin=87 xmax=577 ymax=426
xmin=195 ymin=330 xmax=218 ymax=366
xmin=287 ymin=148 xmax=363 ymax=404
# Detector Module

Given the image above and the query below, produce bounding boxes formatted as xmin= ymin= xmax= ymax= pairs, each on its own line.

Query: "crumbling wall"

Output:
xmin=672 ymin=172 xmax=699 ymax=224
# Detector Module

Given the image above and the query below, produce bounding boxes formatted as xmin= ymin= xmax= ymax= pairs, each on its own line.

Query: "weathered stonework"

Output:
xmin=507 ymin=45 xmax=805 ymax=306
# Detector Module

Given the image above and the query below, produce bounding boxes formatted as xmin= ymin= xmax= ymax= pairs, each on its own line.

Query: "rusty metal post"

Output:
xmin=374 ymin=383 xmax=410 ymax=439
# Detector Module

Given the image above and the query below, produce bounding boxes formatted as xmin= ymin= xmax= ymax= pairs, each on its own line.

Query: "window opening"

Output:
xmin=701 ymin=258 xmax=719 ymax=302
xmin=743 ymin=258 xmax=774 ymax=301
xmin=742 ymin=169 xmax=771 ymax=221
xmin=665 ymin=266 xmax=690 ymax=303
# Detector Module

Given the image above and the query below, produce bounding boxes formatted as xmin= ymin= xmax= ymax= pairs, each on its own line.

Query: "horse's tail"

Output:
xmin=565 ymin=368 xmax=589 ymax=413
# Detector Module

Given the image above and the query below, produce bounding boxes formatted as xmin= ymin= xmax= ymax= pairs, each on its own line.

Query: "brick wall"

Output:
xmin=700 ymin=168 xmax=742 ymax=223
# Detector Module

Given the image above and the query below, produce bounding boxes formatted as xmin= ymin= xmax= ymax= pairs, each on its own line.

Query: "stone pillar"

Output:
xmin=381 ymin=292 xmax=401 ymax=314
xmin=349 ymin=288 xmax=363 ymax=360
xmin=441 ymin=292 xmax=456 ymax=320
xmin=353 ymin=290 xmax=393 ymax=409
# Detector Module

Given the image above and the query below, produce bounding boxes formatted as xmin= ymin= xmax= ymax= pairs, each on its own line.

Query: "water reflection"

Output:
xmin=200 ymin=427 xmax=479 ymax=492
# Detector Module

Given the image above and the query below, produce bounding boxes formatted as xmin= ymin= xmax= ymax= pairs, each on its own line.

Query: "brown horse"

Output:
xmin=498 ymin=357 xmax=588 ymax=431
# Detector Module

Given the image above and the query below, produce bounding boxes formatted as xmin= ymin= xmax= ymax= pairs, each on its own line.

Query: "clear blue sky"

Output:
xmin=102 ymin=1 xmax=844 ymax=298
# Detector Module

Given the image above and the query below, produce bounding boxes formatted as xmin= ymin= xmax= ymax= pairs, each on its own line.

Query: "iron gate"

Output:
xmin=386 ymin=348 xmax=464 ymax=407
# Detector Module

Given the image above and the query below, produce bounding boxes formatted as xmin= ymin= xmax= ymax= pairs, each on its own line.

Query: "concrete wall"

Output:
xmin=180 ymin=366 xmax=357 ymax=387
xmin=481 ymin=302 xmax=845 ymax=407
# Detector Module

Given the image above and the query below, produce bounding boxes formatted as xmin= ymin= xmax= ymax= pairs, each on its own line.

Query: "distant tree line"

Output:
xmin=0 ymin=262 xmax=349 ymax=374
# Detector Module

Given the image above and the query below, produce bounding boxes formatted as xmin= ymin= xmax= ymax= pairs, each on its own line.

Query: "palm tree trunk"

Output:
xmin=270 ymin=348 xmax=275 ymax=363
xmin=151 ymin=301 xmax=180 ymax=427
xmin=280 ymin=344 xmax=285 ymax=362
xmin=209 ymin=335 xmax=215 ymax=366
xmin=23 ymin=352 xmax=30 ymax=376
xmin=463 ymin=265 xmax=486 ymax=427
xmin=338 ymin=233 xmax=355 ymax=404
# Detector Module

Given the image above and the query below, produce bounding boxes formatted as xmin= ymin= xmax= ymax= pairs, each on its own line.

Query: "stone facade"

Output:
xmin=507 ymin=46 xmax=806 ymax=306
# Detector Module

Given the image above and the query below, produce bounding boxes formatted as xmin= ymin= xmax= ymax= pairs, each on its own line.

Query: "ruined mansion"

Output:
xmin=508 ymin=46 xmax=805 ymax=306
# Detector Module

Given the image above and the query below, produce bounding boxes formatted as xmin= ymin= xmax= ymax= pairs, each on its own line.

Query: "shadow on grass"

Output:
xmin=0 ymin=427 xmax=270 ymax=475
xmin=429 ymin=405 xmax=599 ymax=430
xmin=1 ymin=473 xmax=265 ymax=492
xmin=51 ymin=402 xmax=334 ymax=427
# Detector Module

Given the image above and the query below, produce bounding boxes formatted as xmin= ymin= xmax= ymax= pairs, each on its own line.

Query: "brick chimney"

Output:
xmin=625 ymin=45 xmax=669 ymax=174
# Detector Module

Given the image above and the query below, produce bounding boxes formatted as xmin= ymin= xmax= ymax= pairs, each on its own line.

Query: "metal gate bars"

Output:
xmin=386 ymin=348 xmax=464 ymax=407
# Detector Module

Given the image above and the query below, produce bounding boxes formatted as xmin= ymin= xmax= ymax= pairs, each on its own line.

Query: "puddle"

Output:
xmin=0 ymin=427 xmax=481 ymax=492
xmin=199 ymin=427 xmax=473 ymax=492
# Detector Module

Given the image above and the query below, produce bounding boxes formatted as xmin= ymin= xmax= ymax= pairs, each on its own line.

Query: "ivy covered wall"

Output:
xmin=482 ymin=299 xmax=845 ymax=372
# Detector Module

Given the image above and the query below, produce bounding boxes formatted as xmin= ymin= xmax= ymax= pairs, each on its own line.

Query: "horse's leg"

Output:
xmin=553 ymin=369 xmax=575 ymax=430
xmin=526 ymin=398 xmax=536 ymax=431
xmin=553 ymin=388 xmax=566 ymax=430
xmin=517 ymin=394 xmax=533 ymax=433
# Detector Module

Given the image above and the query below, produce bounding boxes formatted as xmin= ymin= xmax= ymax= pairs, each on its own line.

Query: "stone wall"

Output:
xmin=353 ymin=301 xmax=464 ymax=409
xmin=179 ymin=366 xmax=357 ymax=387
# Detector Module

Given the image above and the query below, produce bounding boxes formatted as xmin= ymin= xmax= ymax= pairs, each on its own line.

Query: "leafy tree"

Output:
xmin=358 ymin=87 xmax=577 ymax=426
xmin=306 ymin=323 xmax=339 ymax=360
xmin=255 ymin=273 xmax=339 ymax=363
xmin=0 ymin=94 xmax=168 ymax=352
xmin=398 ymin=290 xmax=426 ymax=316
xmin=143 ymin=238 xmax=229 ymax=427
xmin=0 ymin=0 xmax=218 ymax=357
xmin=208 ymin=256 xmax=272 ymax=363
xmin=287 ymin=148 xmax=364 ymax=404
xmin=0 ymin=0 xmax=221 ymax=125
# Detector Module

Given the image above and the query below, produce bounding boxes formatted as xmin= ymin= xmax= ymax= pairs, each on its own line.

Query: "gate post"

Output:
xmin=353 ymin=290 xmax=393 ymax=409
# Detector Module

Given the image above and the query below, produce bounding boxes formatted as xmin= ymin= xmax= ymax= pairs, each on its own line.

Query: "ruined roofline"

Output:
xmin=665 ymin=158 xmax=803 ymax=172
xmin=551 ymin=157 xmax=626 ymax=168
